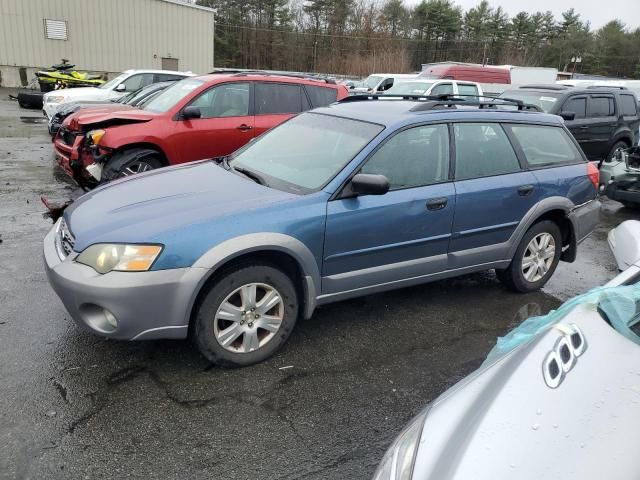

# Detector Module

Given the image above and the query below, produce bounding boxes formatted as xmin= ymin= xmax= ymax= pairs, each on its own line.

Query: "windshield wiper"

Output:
xmin=232 ymin=165 xmax=267 ymax=186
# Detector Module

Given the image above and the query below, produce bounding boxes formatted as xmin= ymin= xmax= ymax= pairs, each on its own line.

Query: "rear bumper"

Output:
xmin=43 ymin=221 xmax=208 ymax=340
xmin=569 ymin=198 xmax=601 ymax=244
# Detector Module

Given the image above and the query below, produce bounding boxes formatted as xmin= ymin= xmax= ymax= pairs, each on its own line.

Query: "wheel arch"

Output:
xmin=112 ymin=143 xmax=170 ymax=167
xmin=508 ymin=198 xmax=577 ymax=262
xmin=185 ymin=234 xmax=321 ymax=332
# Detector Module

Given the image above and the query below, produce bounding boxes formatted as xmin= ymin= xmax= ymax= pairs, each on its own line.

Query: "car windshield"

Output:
xmin=144 ymin=78 xmax=204 ymax=113
xmin=385 ymin=81 xmax=434 ymax=95
xmin=364 ymin=75 xmax=383 ymax=89
xmin=98 ymin=73 xmax=127 ymax=90
xmin=230 ymin=113 xmax=384 ymax=194
xmin=499 ymin=91 xmax=562 ymax=112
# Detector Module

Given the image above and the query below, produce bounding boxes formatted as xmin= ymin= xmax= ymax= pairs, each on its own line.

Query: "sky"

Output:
xmin=405 ymin=0 xmax=640 ymax=30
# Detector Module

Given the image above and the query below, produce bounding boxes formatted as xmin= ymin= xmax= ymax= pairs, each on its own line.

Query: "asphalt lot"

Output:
xmin=0 ymin=89 xmax=635 ymax=480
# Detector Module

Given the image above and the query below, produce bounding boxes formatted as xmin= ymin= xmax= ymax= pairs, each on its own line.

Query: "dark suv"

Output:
xmin=500 ymin=85 xmax=640 ymax=163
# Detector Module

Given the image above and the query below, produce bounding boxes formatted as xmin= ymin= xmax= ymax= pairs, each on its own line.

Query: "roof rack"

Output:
xmin=518 ymin=84 xmax=569 ymax=90
xmin=209 ymin=68 xmax=337 ymax=84
xmin=338 ymin=94 xmax=541 ymax=112
xmin=586 ymin=85 xmax=628 ymax=90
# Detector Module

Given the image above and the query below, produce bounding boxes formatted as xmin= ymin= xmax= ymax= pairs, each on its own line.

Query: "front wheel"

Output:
xmin=496 ymin=220 xmax=562 ymax=293
xmin=101 ymin=148 xmax=163 ymax=182
xmin=193 ymin=264 xmax=299 ymax=367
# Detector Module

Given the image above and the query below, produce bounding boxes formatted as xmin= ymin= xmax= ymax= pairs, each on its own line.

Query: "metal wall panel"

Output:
xmin=0 ymin=0 xmax=214 ymax=74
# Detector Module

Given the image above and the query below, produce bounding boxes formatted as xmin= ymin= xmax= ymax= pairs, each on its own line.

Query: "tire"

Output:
xmin=101 ymin=148 xmax=163 ymax=182
xmin=496 ymin=220 xmax=562 ymax=293
xmin=16 ymin=91 xmax=44 ymax=109
xmin=601 ymin=140 xmax=629 ymax=168
xmin=193 ymin=264 xmax=299 ymax=367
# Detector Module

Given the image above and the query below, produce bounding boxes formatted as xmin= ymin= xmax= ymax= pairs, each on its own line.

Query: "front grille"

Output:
xmin=56 ymin=218 xmax=76 ymax=259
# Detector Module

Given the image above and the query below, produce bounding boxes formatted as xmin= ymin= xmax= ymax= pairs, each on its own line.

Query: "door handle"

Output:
xmin=426 ymin=197 xmax=448 ymax=211
xmin=518 ymin=184 xmax=534 ymax=196
xmin=578 ymin=126 xmax=589 ymax=129
xmin=237 ymin=124 xmax=253 ymax=132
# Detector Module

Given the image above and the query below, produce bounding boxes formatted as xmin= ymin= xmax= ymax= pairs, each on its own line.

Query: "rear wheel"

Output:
xmin=496 ymin=220 xmax=562 ymax=293
xmin=602 ymin=140 xmax=629 ymax=167
xmin=193 ymin=264 xmax=299 ymax=367
xmin=101 ymin=148 xmax=163 ymax=182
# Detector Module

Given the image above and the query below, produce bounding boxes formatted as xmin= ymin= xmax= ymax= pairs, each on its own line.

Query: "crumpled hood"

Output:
xmin=67 ymin=107 xmax=156 ymax=129
xmin=65 ymin=161 xmax=296 ymax=254
xmin=411 ymin=304 xmax=640 ymax=479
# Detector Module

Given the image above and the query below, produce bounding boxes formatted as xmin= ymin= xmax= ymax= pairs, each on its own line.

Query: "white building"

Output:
xmin=0 ymin=0 xmax=214 ymax=87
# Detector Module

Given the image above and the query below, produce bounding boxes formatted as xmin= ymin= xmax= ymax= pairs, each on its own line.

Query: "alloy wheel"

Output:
xmin=521 ymin=233 xmax=556 ymax=282
xmin=213 ymin=283 xmax=284 ymax=353
xmin=118 ymin=160 xmax=154 ymax=177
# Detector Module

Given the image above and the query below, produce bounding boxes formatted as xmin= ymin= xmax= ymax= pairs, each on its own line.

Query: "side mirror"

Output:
xmin=182 ymin=106 xmax=201 ymax=120
xmin=350 ymin=173 xmax=389 ymax=196
xmin=115 ymin=83 xmax=126 ymax=92
xmin=560 ymin=111 xmax=576 ymax=121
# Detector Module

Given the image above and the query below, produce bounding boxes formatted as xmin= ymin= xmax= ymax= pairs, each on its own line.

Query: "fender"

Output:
xmin=184 ymin=233 xmax=322 ymax=323
xmin=610 ymin=128 xmax=633 ymax=149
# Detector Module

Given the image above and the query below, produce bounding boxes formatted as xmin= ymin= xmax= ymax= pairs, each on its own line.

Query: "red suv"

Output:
xmin=53 ymin=73 xmax=349 ymax=187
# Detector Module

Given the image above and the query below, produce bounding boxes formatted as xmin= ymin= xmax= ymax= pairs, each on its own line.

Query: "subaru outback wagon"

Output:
xmin=44 ymin=97 xmax=601 ymax=367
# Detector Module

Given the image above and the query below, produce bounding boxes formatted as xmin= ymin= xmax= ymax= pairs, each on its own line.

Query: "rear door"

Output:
xmin=449 ymin=122 xmax=540 ymax=268
xmin=323 ymin=124 xmax=455 ymax=294
xmin=172 ymin=82 xmax=254 ymax=162
xmin=253 ymin=82 xmax=309 ymax=137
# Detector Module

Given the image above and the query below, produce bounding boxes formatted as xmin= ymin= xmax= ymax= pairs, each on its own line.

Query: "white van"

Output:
xmin=350 ymin=73 xmax=419 ymax=94
xmin=382 ymin=79 xmax=484 ymax=98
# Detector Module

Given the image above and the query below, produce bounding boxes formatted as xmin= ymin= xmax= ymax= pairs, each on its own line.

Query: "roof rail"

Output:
xmin=518 ymin=84 xmax=569 ymax=90
xmin=208 ymin=68 xmax=337 ymax=84
xmin=586 ymin=85 xmax=628 ymax=90
xmin=338 ymin=93 xmax=541 ymax=112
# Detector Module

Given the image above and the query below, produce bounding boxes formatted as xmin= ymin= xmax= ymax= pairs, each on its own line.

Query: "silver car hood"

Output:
xmin=412 ymin=303 xmax=640 ymax=480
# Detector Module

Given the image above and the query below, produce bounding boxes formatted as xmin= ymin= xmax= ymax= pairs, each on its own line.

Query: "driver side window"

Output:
xmin=189 ymin=83 xmax=250 ymax=119
xmin=361 ymin=124 xmax=450 ymax=190
xmin=121 ymin=73 xmax=153 ymax=92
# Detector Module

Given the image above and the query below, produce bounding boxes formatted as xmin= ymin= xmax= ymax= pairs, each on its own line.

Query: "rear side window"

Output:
xmin=509 ymin=125 xmax=583 ymax=166
xmin=305 ymin=85 xmax=338 ymax=107
xmin=561 ymin=97 xmax=586 ymax=119
xmin=457 ymin=84 xmax=478 ymax=96
xmin=589 ymin=96 xmax=615 ymax=117
xmin=620 ymin=94 xmax=638 ymax=116
xmin=255 ymin=83 xmax=304 ymax=115
xmin=431 ymin=83 xmax=454 ymax=96
xmin=361 ymin=124 xmax=449 ymax=190
xmin=454 ymin=123 xmax=520 ymax=180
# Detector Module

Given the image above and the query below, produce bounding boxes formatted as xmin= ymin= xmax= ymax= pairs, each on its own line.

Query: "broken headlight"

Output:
xmin=86 ymin=129 xmax=106 ymax=145
xmin=76 ymin=244 xmax=163 ymax=274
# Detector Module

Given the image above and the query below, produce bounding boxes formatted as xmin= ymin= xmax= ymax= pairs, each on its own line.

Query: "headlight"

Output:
xmin=76 ymin=244 xmax=163 ymax=274
xmin=86 ymin=129 xmax=106 ymax=145
xmin=372 ymin=407 xmax=430 ymax=480
xmin=46 ymin=95 xmax=65 ymax=104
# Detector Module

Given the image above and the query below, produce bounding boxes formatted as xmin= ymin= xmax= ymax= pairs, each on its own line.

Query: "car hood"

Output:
xmin=48 ymin=87 xmax=109 ymax=101
xmin=411 ymin=304 xmax=640 ymax=479
xmin=65 ymin=161 xmax=297 ymax=253
xmin=65 ymin=107 xmax=155 ymax=130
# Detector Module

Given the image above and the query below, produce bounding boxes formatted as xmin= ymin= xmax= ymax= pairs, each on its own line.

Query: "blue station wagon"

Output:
xmin=44 ymin=97 xmax=601 ymax=366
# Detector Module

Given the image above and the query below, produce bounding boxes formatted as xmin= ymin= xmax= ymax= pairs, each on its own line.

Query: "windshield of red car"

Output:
xmin=230 ymin=113 xmax=384 ymax=194
xmin=144 ymin=78 xmax=204 ymax=113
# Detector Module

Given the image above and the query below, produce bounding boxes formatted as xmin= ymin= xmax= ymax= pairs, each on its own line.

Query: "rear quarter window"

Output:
xmin=620 ymin=94 xmax=638 ymax=116
xmin=305 ymin=85 xmax=338 ymax=108
xmin=508 ymin=124 xmax=583 ymax=166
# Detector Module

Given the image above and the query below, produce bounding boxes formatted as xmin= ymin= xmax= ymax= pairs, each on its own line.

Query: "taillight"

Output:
xmin=587 ymin=162 xmax=599 ymax=190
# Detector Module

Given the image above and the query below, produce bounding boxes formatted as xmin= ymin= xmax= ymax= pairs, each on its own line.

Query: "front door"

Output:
xmin=449 ymin=122 xmax=540 ymax=267
xmin=323 ymin=124 xmax=455 ymax=294
xmin=172 ymin=82 xmax=255 ymax=162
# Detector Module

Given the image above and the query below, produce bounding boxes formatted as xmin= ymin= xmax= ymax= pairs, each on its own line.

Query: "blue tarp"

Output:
xmin=484 ymin=284 xmax=640 ymax=365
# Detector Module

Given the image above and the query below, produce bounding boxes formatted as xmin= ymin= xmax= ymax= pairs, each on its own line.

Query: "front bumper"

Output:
xmin=42 ymin=102 xmax=58 ymax=119
xmin=43 ymin=222 xmax=208 ymax=340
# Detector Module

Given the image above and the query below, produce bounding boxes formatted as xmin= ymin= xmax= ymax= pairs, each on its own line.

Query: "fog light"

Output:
xmin=104 ymin=310 xmax=118 ymax=329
